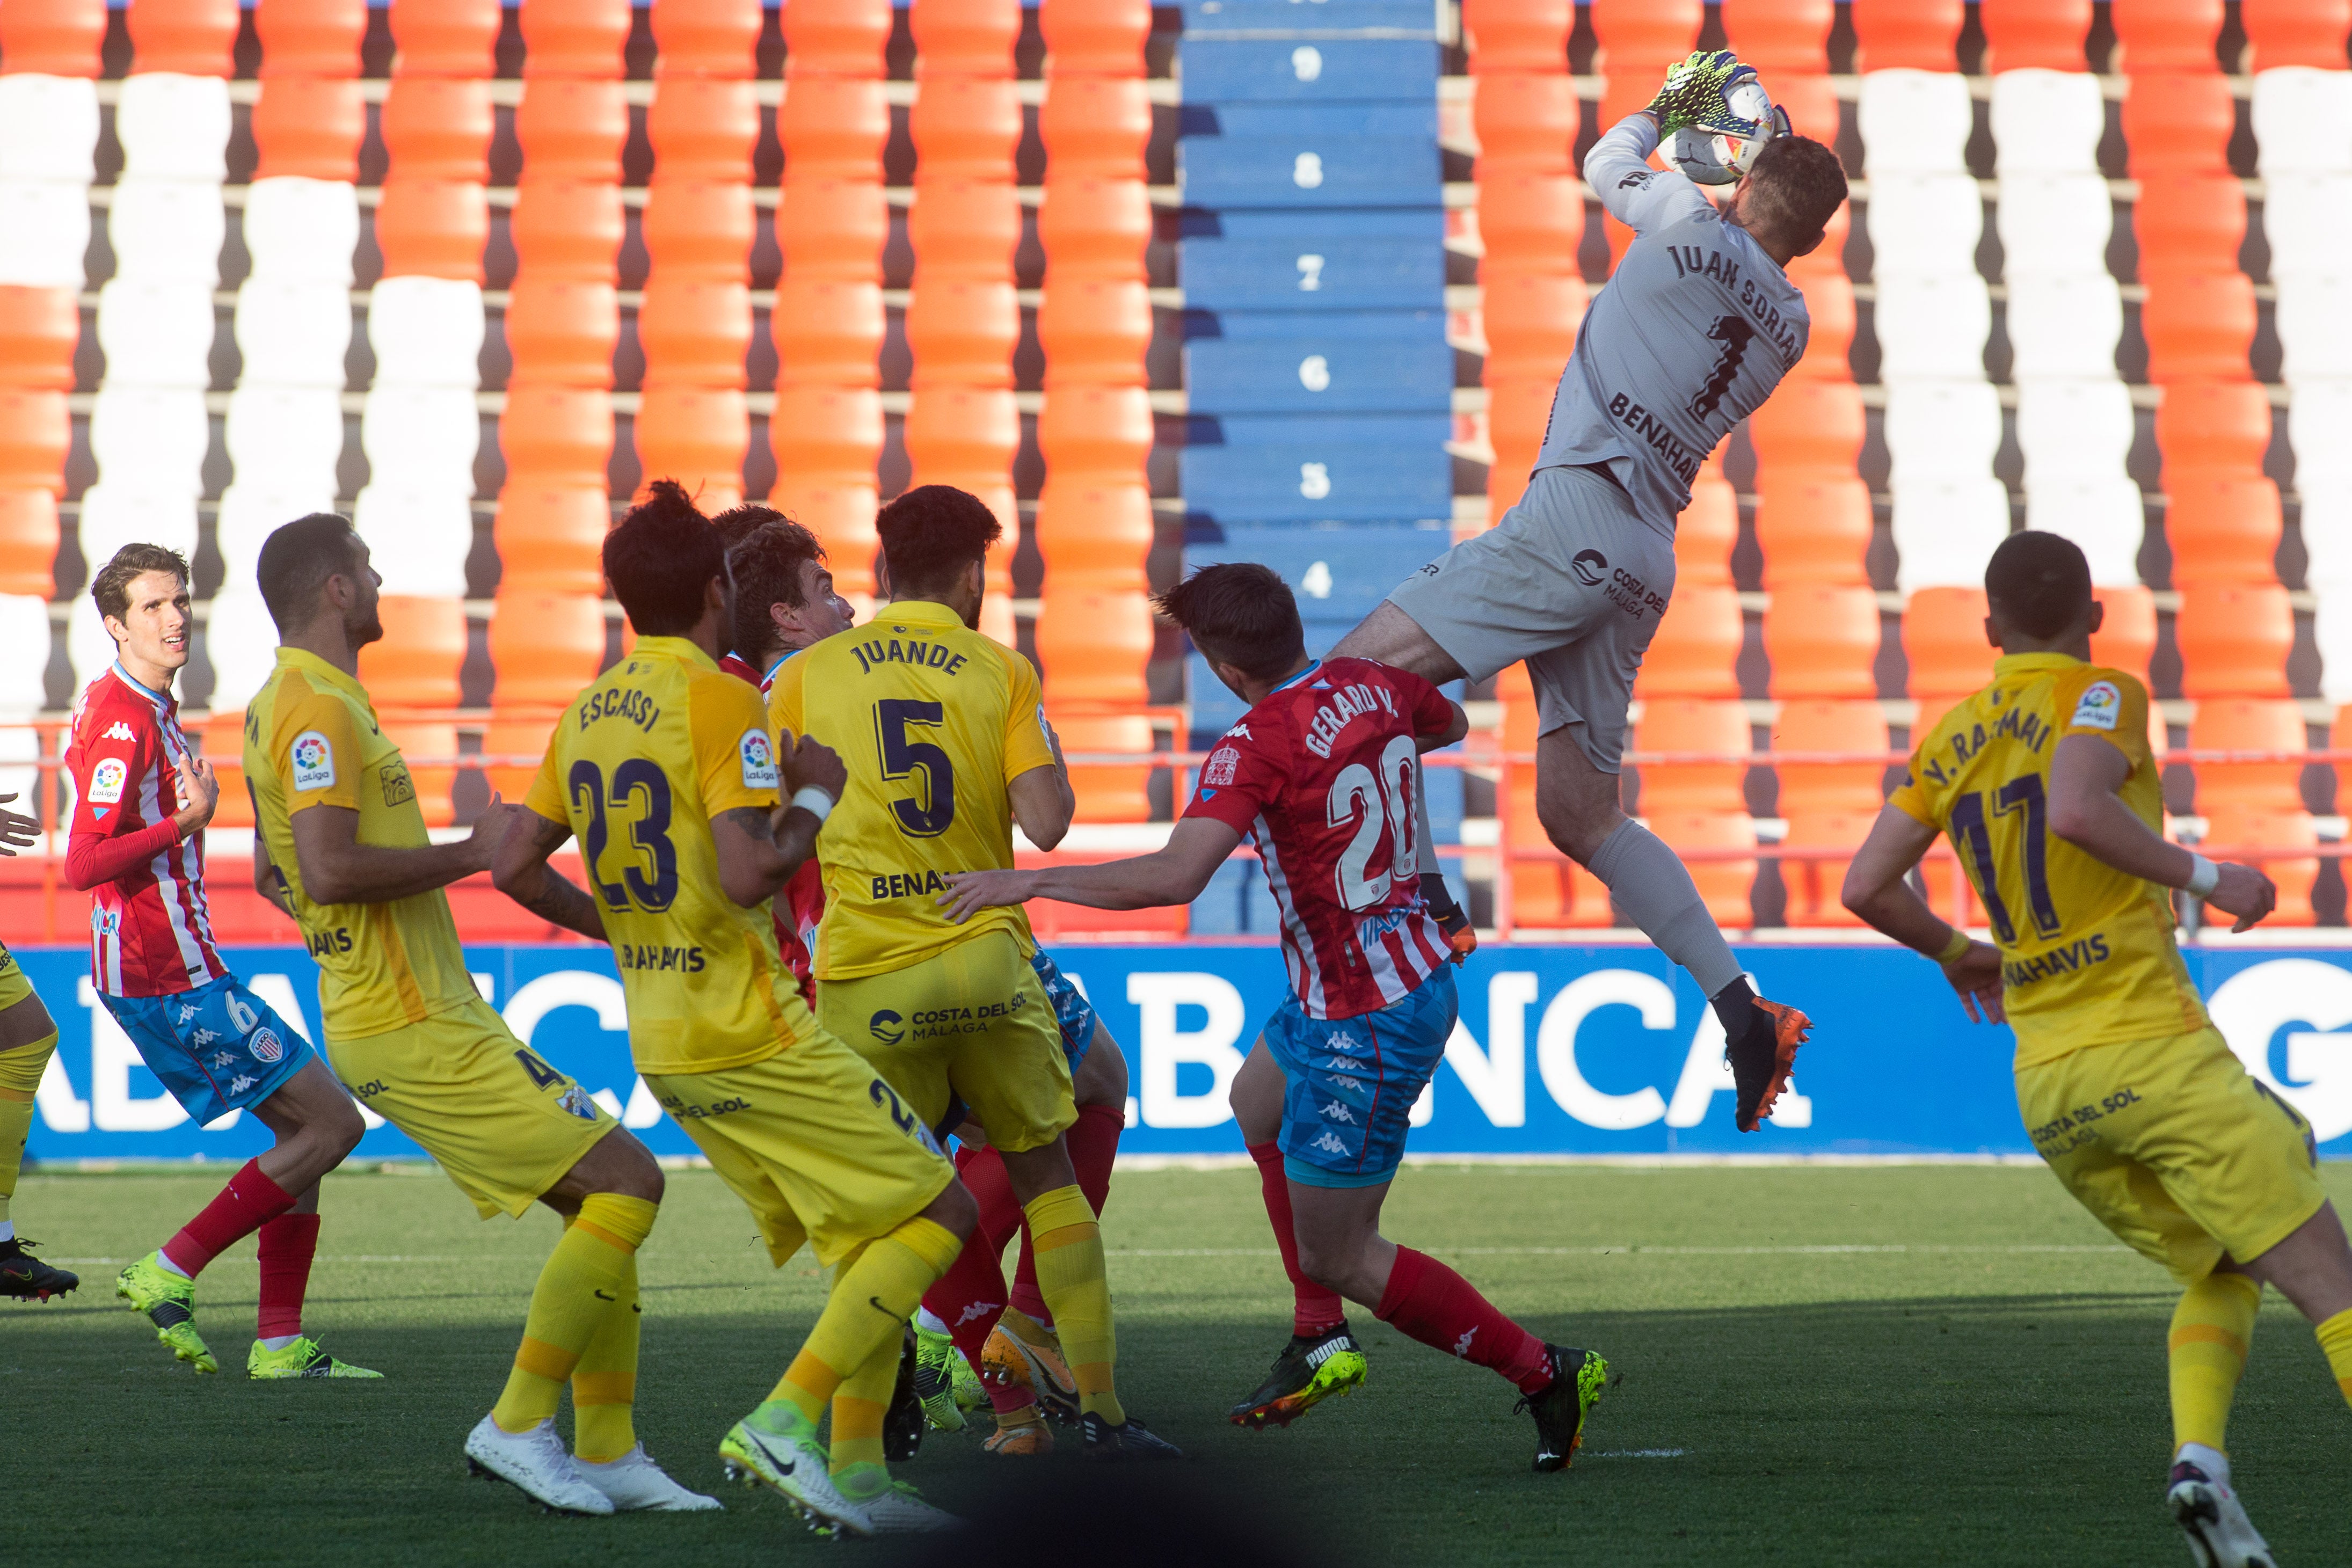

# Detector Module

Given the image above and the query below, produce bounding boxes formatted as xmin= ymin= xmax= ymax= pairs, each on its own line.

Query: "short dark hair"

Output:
xmin=256 ymin=512 xmax=361 ymax=633
xmin=606 ymin=479 xmax=726 ymax=638
xmin=726 ymin=518 xmax=828 ymax=660
xmin=877 ymin=485 xmax=1001 ymax=598
xmin=1153 ymin=563 xmax=1305 ymax=682
xmin=711 ymin=501 xmax=787 ymax=551
xmin=1985 ymin=530 xmax=2093 ymax=640
xmin=92 ymin=543 xmax=190 ymax=625
xmin=1747 ymin=134 xmax=1848 ymax=246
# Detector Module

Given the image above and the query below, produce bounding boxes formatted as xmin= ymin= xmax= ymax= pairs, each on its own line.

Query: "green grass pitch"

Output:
xmin=7 ymin=1162 xmax=2350 ymax=1566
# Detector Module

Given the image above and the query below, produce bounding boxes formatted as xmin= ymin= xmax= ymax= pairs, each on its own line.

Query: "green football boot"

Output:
xmin=718 ymin=1404 xmax=873 ymax=1537
xmin=1522 ymin=1344 xmax=1611 ymax=1472
xmin=1228 ymin=1324 xmax=1368 ymax=1430
xmin=246 ymin=1335 xmax=384 ymax=1380
xmin=115 ymin=1251 xmax=216 ymax=1374
xmin=911 ymin=1322 xmax=969 ymax=1432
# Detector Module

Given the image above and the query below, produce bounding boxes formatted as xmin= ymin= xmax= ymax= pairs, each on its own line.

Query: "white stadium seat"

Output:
xmin=1858 ymin=69 xmax=1974 ymax=174
xmin=1990 ymin=69 xmax=2106 ymax=173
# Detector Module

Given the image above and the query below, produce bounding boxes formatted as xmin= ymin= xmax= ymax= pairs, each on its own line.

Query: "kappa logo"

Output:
xmin=247 ymin=1027 xmax=285 ymax=1064
xmin=956 ymin=1301 xmax=1002 ymax=1327
xmin=1325 ymin=1029 xmax=1363 ymax=1053
xmin=177 ymin=1004 xmax=197 ymax=1025
xmin=870 ymin=1009 xmax=905 ymax=1046
xmin=1309 ymin=1131 xmax=1350 ymax=1156
xmin=1225 ymin=723 xmax=1253 ymax=740
xmin=228 ymin=1073 xmax=258 ymax=1095
xmin=191 ymin=1027 xmax=221 ymax=1047
xmin=1452 ymin=1326 xmax=1477 ymax=1358
xmin=208 ymin=1051 xmax=236 ymax=1070
xmin=1320 ymin=1099 xmax=1358 ymax=1124
xmin=1570 ymin=549 xmax=1609 ymax=588
xmin=1329 ymin=1073 xmax=1367 ymax=1093
xmin=102 ymin=721 xmax=135 ymax=742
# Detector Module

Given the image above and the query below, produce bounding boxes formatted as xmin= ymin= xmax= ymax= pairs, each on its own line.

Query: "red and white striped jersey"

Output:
xmin=1183 ymin=657 xmax=1456 ymax=1020
xmin=65 ymin=663 xmax=227 ymax=997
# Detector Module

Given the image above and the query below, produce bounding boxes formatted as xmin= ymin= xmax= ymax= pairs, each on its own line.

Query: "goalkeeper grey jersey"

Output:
xmin=1530 ymin=114 xmax=1811 ymax=537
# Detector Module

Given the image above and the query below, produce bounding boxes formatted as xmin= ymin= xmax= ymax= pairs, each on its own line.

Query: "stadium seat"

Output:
xmin=2251 ymin=63 xmax=2352 ymax=161
xmin=1987 ymin=67 xmax=2102 ymax=170
xmin=1773 ymin=698 xmax=1890 ymax=928
xmin=1762 ymin=584 xmax=1882 ymax=700
xmin=1635 ymin=696 xmax=1756 ymax=927
xmin=1855 ymin=65 xmax=1970 ymax=163
xmin=2088 ymin=585 xmax=2159 ymax=686
xmin=2175 ymin=582 xmax=2294 ymax=698
xmin=1754 ymin=469 xmax=1872 ymax=590
xmin=2190 ymin=697 xmax=2317 ymax=925
xmin=2140 ymin=266 xmax=2259 ymax=386
xmin=2022 ymin=477 xmax=2146 ymax=588
xmin=1589 ymin=0 xmax=1700 ymax=262
xmin=1891 ymin=478 xmax=2012 ymax=595
xmin=1721 ymin=0 xmax=1836 ymax=141
xmin=1900 ymin=586 xmax=1996 ymax=731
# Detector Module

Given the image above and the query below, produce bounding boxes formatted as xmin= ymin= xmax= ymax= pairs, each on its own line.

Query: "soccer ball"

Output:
xmin=1670 ymin=77 xmax=1788 ymax=186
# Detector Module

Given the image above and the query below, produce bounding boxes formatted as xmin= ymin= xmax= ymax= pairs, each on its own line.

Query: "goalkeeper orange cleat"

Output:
xmin=1728 ymin=996 xmax=1810 ymax=1132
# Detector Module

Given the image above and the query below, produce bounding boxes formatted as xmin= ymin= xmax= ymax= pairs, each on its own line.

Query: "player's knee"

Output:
xmin=594 ymin=1131 xmax=666 ymax=1204
xmin=1533 ymin=789 xmax=1607 ymax=864
xmin=1293 ymin=1239 xmax=1353 ymax=1297
xmin=923 ymin=1176 xmax=980 ymax=1242
xmin=320 ymin=1092 xmax=365 ymax=1158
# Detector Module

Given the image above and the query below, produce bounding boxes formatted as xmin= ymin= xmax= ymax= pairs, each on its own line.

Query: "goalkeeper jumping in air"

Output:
xmin=1333 ymin=52 xmax=1850 ymax=1127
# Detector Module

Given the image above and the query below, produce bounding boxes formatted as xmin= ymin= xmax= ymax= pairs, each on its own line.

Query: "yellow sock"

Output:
xmin=492 ymin=1194 xmax=658 ymax=1434
xmin=2169 ymin=1271 xmax=2261 ymax=1455
xmin=0 ymin=1030 xmax=57 ymax=1232
xmin=571 ymin=1252 xmax=641 ymax=1463
xmin=1023 ymin=1183 xmax=1122 ymax=1425
xmin=2318 ymin=1306 xmax=2352 ymax=1408
xmin=828 ymin=1332 xmax=899 ymax=1476
xmin=763 ymin=1216 xmax=960 ymax=1425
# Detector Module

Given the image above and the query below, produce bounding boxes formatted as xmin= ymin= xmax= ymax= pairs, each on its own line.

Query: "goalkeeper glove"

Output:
xmin=1647 ymin=49 xmax=1754 ymax=135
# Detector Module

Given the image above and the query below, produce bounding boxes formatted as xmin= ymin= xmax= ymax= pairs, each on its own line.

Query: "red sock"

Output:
xmin=1011 ymin=1102 xmax=1123 ymax=1321
xmin=161 ymin=1159 xmax=297 ymax=1278
xmin=922 ymin=1144 xmax=1030 ymax=1410
xmin=1249 ymin=1141 xmax=1346 ymax=1337
xmin=1375 ymin=1245 xmax=1553 ymax=1394
xmin=254 ymin=1210 xmax=321 ymax=1340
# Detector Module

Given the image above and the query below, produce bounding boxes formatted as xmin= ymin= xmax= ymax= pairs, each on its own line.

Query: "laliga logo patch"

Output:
xmin=290 ymin=730 xmax=336 ymax=791
xmin=870 ymin=1009 xmax=905 ymax=1046
xmin=740 ymin=728 xmax=778 ymax=790
xmin=2070 ymin=680 xmax=2122 ymax=732
xmin=1570 ymin=549 xmax=1609 ymax=588
xmin=246 ymin=1026 xmax=285 ymax=1064
xmin=88 ymin=756 xmax=128 ymax=806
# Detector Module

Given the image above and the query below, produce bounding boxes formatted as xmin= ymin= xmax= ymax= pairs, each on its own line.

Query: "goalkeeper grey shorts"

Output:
xmin=1385 ymin=461 xmax=1676 ymax=775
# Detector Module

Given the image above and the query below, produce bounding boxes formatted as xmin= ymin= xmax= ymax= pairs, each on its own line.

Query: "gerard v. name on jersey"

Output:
xmin=1304 ymin=680 xmax=1405 ymax=759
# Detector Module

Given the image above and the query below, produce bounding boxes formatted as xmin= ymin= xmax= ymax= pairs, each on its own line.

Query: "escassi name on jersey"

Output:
xmin=616 ymin=941 xmax=706 ymax=973
xmin=849 ymin=635 xmax=971 ymax=677
xmin=1919 ymin=705 xmax=2055 ymax=785
xmin=579 ymin=685 xmax=661 ymax=733
xmin=1304 ymin=680 xmax=1404 ymax=759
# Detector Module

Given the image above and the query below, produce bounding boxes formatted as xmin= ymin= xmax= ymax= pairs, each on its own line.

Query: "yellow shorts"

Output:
xmin=327 ymin=998 xmax=617 ymax=1220
xmin=0 ymin=943 xmax=32 ymax=1013
xmin=819 ymin=929 xmax=1076 ymax=1154
xmin=2019 ymin=1024 xmax=2326 ymax=1283
xmin=645 ymin=1032 xmax=954 ymax=1270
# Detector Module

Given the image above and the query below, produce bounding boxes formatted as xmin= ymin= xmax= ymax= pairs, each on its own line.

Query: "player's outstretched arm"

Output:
xmin=2048 ymin=734 xmax=2276 ymax=932
xmin=940 ymin=815 xmax=1244 ymax=921
xmin=1586 ymin=67 xmax=1718 ymax=236
xmin=0 ymin=791 xmax=37 ymax=857
xmin=1008 ymin=720 xmax=1077 ymax=852
xmin=289 ymin=793 xmax=523 ymax=906
xmin=1841 ymin=804 xmax=2006 ymax=1024
xmin=489 ymin=807 xmax=606 ymax=942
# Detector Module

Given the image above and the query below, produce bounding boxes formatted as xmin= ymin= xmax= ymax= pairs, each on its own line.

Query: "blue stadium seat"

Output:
xmin=1177 ymin=103 xmax=1440 ymax=209
xmin=1184 ymin=520 xmax=1451 ymax=616
xmin=1180 ymin=39 xmax=1440 ymax=103
xmin=1180 ymin=414 xmax=1453 ymax=523
xmin=1179 ymin=208 xmax=1445 ymax=311
xmin=1183 ymin=309 xmax=1451 ymax=413
xmin=1176 ymin=0 xmax=1441 ymax=38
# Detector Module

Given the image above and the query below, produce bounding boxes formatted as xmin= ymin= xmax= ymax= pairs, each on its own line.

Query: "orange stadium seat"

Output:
xmin=250 ymin=75 xmax=364 ymax=181
xmin=1590 ymin=0 xmax=1700 ymax=262
xmin=126 ymin=0 xmax=236 ymax=74
xmin=1900 ymin=586 xmax=1995 ymax=734
xmin=2191 ymin=697 xmax=2317 ymax=925
xmin=1774 ymin=697 xmax=1889 ymax=928
xmin=1637 ymin=697 xmax=1756 ymax=927
xmin=2244 ymin=0 xmax=2352 ymax=65
xmin=2175 ymin=582 xmax=2294 ymax=698
xmin=0 ymin=0 xmax=105 ymax=76
xmin=1763 ymin=584 xmax=1881 ymax=700
xmin=2089 ymin=585 xmax=2159 ymax=685
xmin=1851 ymin=0 xmax=1962 ymax=69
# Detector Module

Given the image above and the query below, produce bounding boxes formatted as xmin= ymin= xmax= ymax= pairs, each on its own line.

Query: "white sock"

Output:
xmin=2175 ymin=1441 xmax=2231 ymax=1486
xmin=914 ymin=1306 xmax=950 ymax=1336
xmin=258 ymin=1333 xmax=302 ymax=1352
xmin=155 ymin=1248 xmax=192 ymax=1278
xmin=1585 ymin=819 xmax=1745 ymax=997
xmin=0 ymin=1219 xmax=16 ymax=1243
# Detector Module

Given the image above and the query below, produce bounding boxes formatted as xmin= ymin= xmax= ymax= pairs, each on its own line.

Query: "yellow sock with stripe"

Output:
xmin=1023 ymin=1184 xmax=1123 ymax=1425
xmin=2318 ymin=1306 xmax=2352 ymax=1409
xmin=571 ymin=1252 xmax=642 ymax=1463
xmin=0 ymin=1030 xmax=56 ymax=1235
xmin=760 ymin=1216 xmax=962 ymax=1427
xmin=492 ymin=1194 xmax=658 ymax=1435
xmin=828 ymin=1332 xmax=900 ymax=1477
xmin=2169 ymin=1271 xmax=2260 ymax=1455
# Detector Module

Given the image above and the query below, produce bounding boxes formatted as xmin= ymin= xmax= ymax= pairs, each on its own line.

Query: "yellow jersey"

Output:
xmin=244 ymin=647 xmax=478 ymax=1040
xmin=768 ymin=599 xmax=1059 ymax=980
xmin=525 ymin=637 xmax=813 ymax=1076
xmin=1889 ymin=652 xmax=2207 ymax=1064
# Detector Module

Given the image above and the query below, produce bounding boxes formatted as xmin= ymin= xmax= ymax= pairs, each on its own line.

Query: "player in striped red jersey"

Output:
xmin=63 ymin=544 xmax=372 ymax=1380
xmin=941 ymin=563 xmax=1609 ymax=1471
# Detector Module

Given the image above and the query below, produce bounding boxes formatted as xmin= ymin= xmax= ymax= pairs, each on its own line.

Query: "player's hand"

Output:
xmin=778 ymin=730 xmax=847 ymax=804
xmin=466 ymin=792 xmax=525 ymax=870
xmin=938 ymin=869 xmax=1036 ymax=923
xmin=1940 ymin=938 xmax=2006 ymax=1025
xmin=171 ymin=754 xmax=220 ymax=835
xmin=1648 ymin=49 xmax=1746 ymax=134
xmin=0 ymin=790 xmax=37 ymax=856
xmin=2204 ymin=862 xmax=2277 ymax=933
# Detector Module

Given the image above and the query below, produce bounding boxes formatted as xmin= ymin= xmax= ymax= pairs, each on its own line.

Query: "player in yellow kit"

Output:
xmin=493 ymin=482 xmax=977 ymax=1537
xmin=0 ymin=783 xmax=76 ymax=1301
xmin=1841 ymin=531 xmax=2352 ymax=1568
xmin=241 ymin=514 xmax=683 ymax=1516
xmin=770 ymin=483 xmax=1178 ymax=1459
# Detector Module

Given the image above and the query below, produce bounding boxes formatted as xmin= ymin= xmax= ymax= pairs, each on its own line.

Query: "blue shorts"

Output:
xmin=101 ymin=975 xmax=312 ymax=1127
xmin=1264 ymin=967 xmax=1458 ymax=1189
xmin=1029 ymin=949 xmax=1097 ymax=1074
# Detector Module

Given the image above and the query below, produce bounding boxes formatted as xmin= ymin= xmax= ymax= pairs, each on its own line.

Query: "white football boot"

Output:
xmin=2168 ymin=1462 xmax=2276 ymax=1568
xmin=718 ymin=1414 xmax=875 ymax=1537
xmin=464 ymin=1414 xmax=616 ymax=1515
xmin=576 ymin=1445 xmax=723 ymax=1512
xmin=833 ymin=1462 xmax=964 ymax=1534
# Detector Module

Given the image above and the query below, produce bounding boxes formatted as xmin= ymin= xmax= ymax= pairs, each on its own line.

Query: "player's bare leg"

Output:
xmin=1328 ymin=602 xmax=1468 ymax=685
xmin=118 ymin=1058 xmax=363 ymax=1374
xmin=1227 ymin=1039 xmax=1366 ymax=1428
xmin=0 ymin=988 xmax=75 ymax=1301
xmin=1289 ymin=1178 xmax=1606 ymax=1471
xmin=998 ymin=1134 xmax=1178 ymax=1457
xmin=2156 ymin=1202 xmax=2352 ymax=1566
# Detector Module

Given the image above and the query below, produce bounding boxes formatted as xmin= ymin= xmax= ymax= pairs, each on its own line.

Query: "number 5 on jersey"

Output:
xmin=875 ymin=699 xmax=955 ymax=838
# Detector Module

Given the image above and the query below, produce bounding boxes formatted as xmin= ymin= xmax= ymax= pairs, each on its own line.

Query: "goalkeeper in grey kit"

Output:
xmin=1332 ymin=52 xmax=1853 ymax=1126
